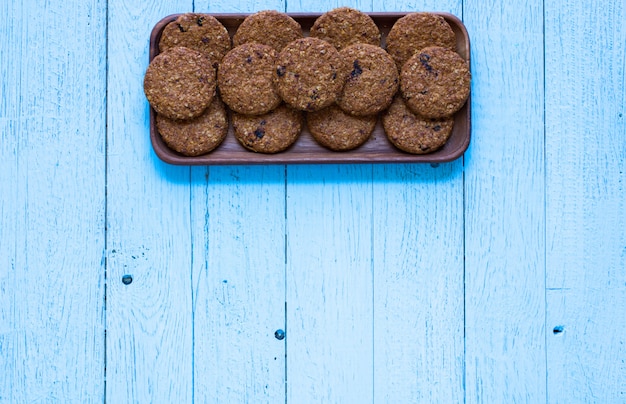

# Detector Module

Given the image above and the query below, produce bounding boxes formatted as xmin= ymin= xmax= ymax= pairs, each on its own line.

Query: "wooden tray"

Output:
xmin=148 ymin=12 xmax=471 ymax=165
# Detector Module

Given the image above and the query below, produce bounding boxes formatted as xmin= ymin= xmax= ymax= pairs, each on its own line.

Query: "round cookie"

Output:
xmin=386 ymin=12 xmax=456 ymax=69
xmin=233 ymin=10 xmax=303 ymax=52
xmin=400 ymin=46 xmax=470 ymax=118
xmin=274 ymin=37 xmax=347 ymax=112
xmin=382 ymin=96 xmax=454 ymax=154
xmin=159 ymin=13 xmax=231 ymax=68
xmin=309 ymin=7 xmax=380 ymax=50
xmin=218 ymin=43 xmax=281 ymax=115
xmin=143 ymin=46 xmax=216 ymax=121
xmin=337 ymin=43 xmax=399 ymax=116
xmin=156 ymin=96 xmax=228 ymax=156
xmin=232 ymin=104 xmax=302 ymax=153
xmin=307 ymin=104 xmax=376 ymax=151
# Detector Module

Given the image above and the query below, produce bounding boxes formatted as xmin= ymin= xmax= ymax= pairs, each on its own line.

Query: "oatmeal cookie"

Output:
xmin=309 ymin=7 xmax=380 ymax=50
xmin=232 ymin=104 xmax=302 ymax=153
xmin=233 ymin=10 xmax=303 ymax=52
xmin=400 ymin=46 xmax=470 ymax=118
xmin=218 ymin=43 xmax=281 ymax=115
xmin=274 ymin=37 xmax=347 ymax=111
xmin=382 ymin=96 xmax=454 ymax=154
xmin=307 ymin=104 xmax=376 ymax=151
xmin=386 ymin=12 xmax=456 ymax=69
xmin=143 ymin=46 xmax=216 ymax=121
xmin=337 ymin=43 xmax=398 ymax=116
xmin=159 ymin=13 xmax=231 ymax=68
xmin=156 ymin=96 xmax=228 ymax=156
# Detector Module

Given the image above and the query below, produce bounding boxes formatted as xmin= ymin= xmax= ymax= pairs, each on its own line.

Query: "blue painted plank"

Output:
xmin=191 ymin=167 xmax=287 ymax=402
xmin=463 ymin=0 xmax=546 ymax=402
xmin=545 ymin=0 xmax=626 ymax=290
xmin=285 ymin=164 xmax=374 ymax=403
xmin=105 ymin=1 xmax=194 ymax=402
xmin=547 ymin=289 xmax=626 ymax=403
xmin=545 ymin=0 xmax=626 ymax=401
xmin=373 ymin=163 xmax=465 ymax=403
xmin=0 ymin=0 xmax=106 ymax=401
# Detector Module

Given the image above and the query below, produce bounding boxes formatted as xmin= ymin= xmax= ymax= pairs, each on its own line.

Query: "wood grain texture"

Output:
xmin=463 ymin=0 xmax=546 ymax=402
xmin=373 ymin=164 xmax=465 ymax=403
xmin=0 ymin=0 xmax=106 ymax=401
xmin=0 ymin=118 xmax=19 ymax=400
xmin=285 ymin=165 xmax=373 ymax=402
xmin=191 ymin=1 xmax=287 ymax=402
xmin=547 ymin=289 xmax=626 ymax=403
xmin=370 ymin=1 xmax=466 ymax=402
xmin=545 ymin=0 xmax=625 ymax=290
xmin=545 ymin=1 xmax=626 ymax=401
xmin=106 ymin=1 xmax=193 ymax=402
xmin=191 ymin=165 xmax=286 ymax=403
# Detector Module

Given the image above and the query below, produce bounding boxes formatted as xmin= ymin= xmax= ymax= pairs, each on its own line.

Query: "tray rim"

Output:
xmin=148 ymin=11 xmax=471 ymax=166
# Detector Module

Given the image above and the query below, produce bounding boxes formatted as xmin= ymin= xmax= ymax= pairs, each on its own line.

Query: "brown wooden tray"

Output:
xmin=148 ymin=12 xmax=471 ymax=165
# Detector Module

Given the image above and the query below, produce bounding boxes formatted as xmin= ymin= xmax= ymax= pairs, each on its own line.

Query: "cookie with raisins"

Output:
xmin=274 ymin=37 xmax=347 ymax=112
xmin=143 ymin=46 xmax=216 ymax=121
xmin=310 ymin=7 xmax=380 ymax=50
xmin=400 ymin=46 xmax=470 ymax=118
xmin=233 ymin=10 xmax=303 ymax=52
xmin=307 ymin=104 xmax=376 ymax=151
xmin=156 ymin=96 xmax=227 ymax=156
xmin=232 ymin=104 xmax=302 ymax=153
xmin=159 ymin=13 xmax=231 ymax=68
xmin=218 ymin=43 xmax=281 ymax=115
xmin=382 ymin=96 xmax=454 ymax=154
xmin=386 ymin=12 xmax=456 ymax=69
xmin=337 ymin=43 xmax=398 ymax=116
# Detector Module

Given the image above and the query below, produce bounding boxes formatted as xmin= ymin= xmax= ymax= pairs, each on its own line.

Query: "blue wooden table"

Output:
xmin=1 ymin=0 xmax=625 ymax=402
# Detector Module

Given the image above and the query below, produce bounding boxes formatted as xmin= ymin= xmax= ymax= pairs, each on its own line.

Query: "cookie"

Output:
xmin=218 ymin=43 xmax=281 ymax=115
xmin=159 ymin=13 xmax=231 ymax=68
xmin=274 ymin=37 xmax=347 ymax=111
xmin=156 ymin=96 xmax=228 ymax=156
xmin=233 ymin=10 xmax=303 ymax=52
xmin=382 ymin=96 xmax=454 ymax=154
xmin=337 ymin=43 xmax=398 ymax=116
xmin=307 ymin=104 xmax=376 ymax=151
xmin=386 ymin=12 xmax=456 ymax=69
xmin=400 ymin=46 xmax=470 ymax=118
xmin=232 ymin=104 xmax=302 ymax=153
xmin=144 ymin=46 xmax=216 ymax=121
xmin=310 ymin=7 xmax=380 ymax=50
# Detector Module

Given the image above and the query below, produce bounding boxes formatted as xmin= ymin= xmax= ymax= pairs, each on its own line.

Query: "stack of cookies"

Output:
xmin=384 ymin=13 xmax=471 ymax=154
xmin=143 ymin=14 xmax=231 ymax=156
xmin=302 ymin=8 xmax=397 ymax=151
xmin=143 ymin=9 xmax=470 ymax=156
